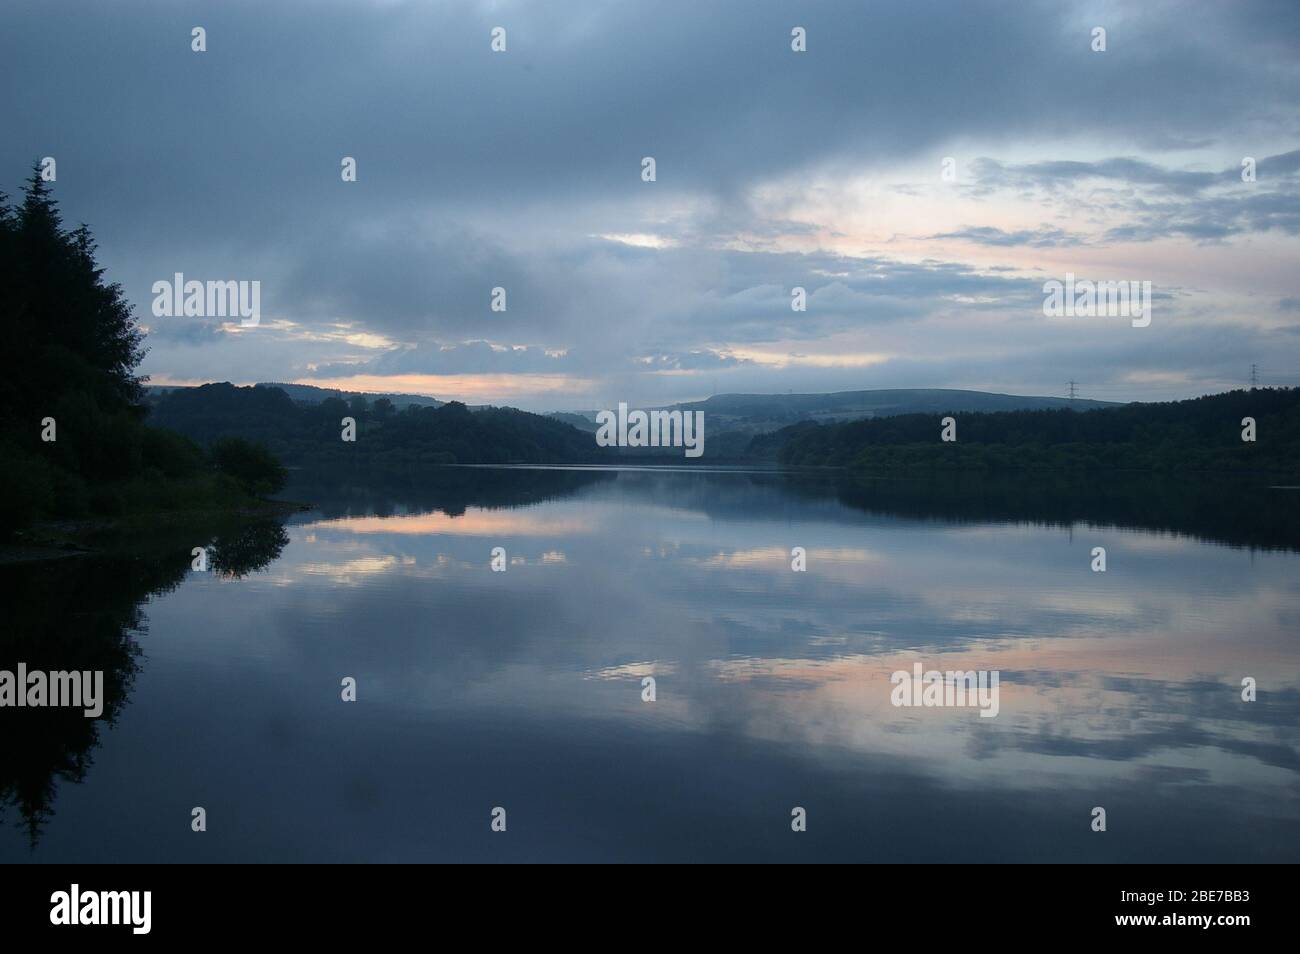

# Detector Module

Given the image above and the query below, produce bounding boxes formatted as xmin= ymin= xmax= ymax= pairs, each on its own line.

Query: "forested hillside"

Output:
xmin=148 ymin=383 xmax=608 ymax=465
xmin=753 ymin=388 xmax=1300 ymax=474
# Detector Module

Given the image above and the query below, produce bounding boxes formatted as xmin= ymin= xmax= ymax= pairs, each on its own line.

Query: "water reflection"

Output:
xmin=0 ymin=519 xmax=287 ymax=844
xmin=0 ymin=557 xmax=145 ymax=846
xmin=209 ymin=520 xmax=291 ymax=579
xmin=2 ymin=467 xmax=1296 ymax=861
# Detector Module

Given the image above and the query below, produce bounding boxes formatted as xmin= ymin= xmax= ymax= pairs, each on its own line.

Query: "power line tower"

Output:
xmin=1067 ymin=380 xmax=1078 ymax=401
xmin=1250 ymin=363 xmax=1259 ymax=388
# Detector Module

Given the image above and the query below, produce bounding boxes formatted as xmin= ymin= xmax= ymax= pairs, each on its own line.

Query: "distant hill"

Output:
xmin=552 ymin=389 xmax=1117 ymax=437
xmin=147 ymin=382 xmax=606 ymax=465
xmin=257 ymin=382 xmax=444 ymax=409
xmin=143 ymin=382 xmax=1300 ymax=472
xmin=144 ymin=383 xmax=444 ymax=410
xmin=665 ymin=388 xmax=1118 ymax=434
xmin=755 ymin=387 xmax=1300 ymax=474
xmin=545 ymin=411 xmax=600 ymax=431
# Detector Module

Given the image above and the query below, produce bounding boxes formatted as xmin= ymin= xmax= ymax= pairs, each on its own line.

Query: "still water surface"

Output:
xmin=2 ymin=467 xmax=1297 ymax=861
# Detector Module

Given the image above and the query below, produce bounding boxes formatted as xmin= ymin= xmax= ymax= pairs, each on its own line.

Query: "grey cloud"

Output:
xmin=973 ymin=150 xmax=1300 ymax=197
xmin=972 ymin=156 xmax=1226 ymax=196
xmin=636 ymin=351 xmax=754 ymax=372
xmin=6 ymin=0 xmax=1297 ymax=236
xmin=314 ymin=340 xmax=570 ymax=378
xmin=1103 ymin=190 xmax=1300 ymax=243
xmin=926 ymin=225 xmax=1088 ymax=248
xmin=3 ymin=0 xmax=1299 ymax=402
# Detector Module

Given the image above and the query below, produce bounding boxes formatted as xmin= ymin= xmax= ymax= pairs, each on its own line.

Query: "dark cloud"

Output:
xmin=926 ymin=225 xmax=1088 ymax=248
xmin=1102 ymin=190 xmax=1300 ymax=243
xmin=971 ymin=156 xmax=1228 ymax=196
xmin=2 ymin=0 xmax=1298 ymax=404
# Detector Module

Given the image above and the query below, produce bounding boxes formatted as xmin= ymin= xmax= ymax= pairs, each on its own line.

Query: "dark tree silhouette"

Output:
xmin=0 ymin=166 xmax=285 ymax=531
xmin=1 ymin=165 xmax=146 ymax=425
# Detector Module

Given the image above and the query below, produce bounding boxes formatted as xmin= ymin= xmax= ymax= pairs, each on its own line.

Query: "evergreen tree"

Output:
xmin=1 ymin=164 xmax=146 ymax=429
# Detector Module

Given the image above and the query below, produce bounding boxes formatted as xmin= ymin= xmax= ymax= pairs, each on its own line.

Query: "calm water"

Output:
xmin=2 ymin=467 xmax=1298 ymax=862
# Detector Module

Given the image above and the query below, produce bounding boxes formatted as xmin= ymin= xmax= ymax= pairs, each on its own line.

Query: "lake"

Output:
xmin=2 ymin=466 xmax=1298 ymax=862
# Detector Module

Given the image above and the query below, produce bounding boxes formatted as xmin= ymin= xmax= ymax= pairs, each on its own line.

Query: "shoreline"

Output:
xmin=0 ymin=499 xmax=310 ymax=565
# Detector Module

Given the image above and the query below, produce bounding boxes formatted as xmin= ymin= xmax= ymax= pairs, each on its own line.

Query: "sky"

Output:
xmin=3 ymin=0 xmax=1299 ymax=410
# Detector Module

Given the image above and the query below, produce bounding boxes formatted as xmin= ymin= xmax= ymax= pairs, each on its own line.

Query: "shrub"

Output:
xmin=209 ymin=437 xmax=288 ymax=497
xmin=141 ymin=426 xmax=205 ymax=479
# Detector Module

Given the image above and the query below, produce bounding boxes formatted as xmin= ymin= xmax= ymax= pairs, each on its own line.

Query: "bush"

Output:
xmin=88 ymin=485 xmax=126 ymax=517
xmin=0 ymin=444 xmax=57 ymax=532
xmin=141 ymin=427 xmax=205 ymax=479
xmin=209 ymin=437 xmax=288 ymax=497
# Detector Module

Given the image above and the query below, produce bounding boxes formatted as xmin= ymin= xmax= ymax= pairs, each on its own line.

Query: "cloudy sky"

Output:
xmin=3 ymin=0 xmax=1298 ymax=410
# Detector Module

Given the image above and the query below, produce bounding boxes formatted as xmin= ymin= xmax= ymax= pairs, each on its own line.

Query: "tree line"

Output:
xmin=751 ymin=388 xmax=1300 ymax=473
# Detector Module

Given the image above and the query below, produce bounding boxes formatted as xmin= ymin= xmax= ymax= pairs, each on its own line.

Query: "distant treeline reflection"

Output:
xmin=289 ymin=464 xmax=1300 ymax=553
xmin=816 ymin=472 xmax=1300 ymax=553
xmin=282 ymin=464 xmax=615 ymax=521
